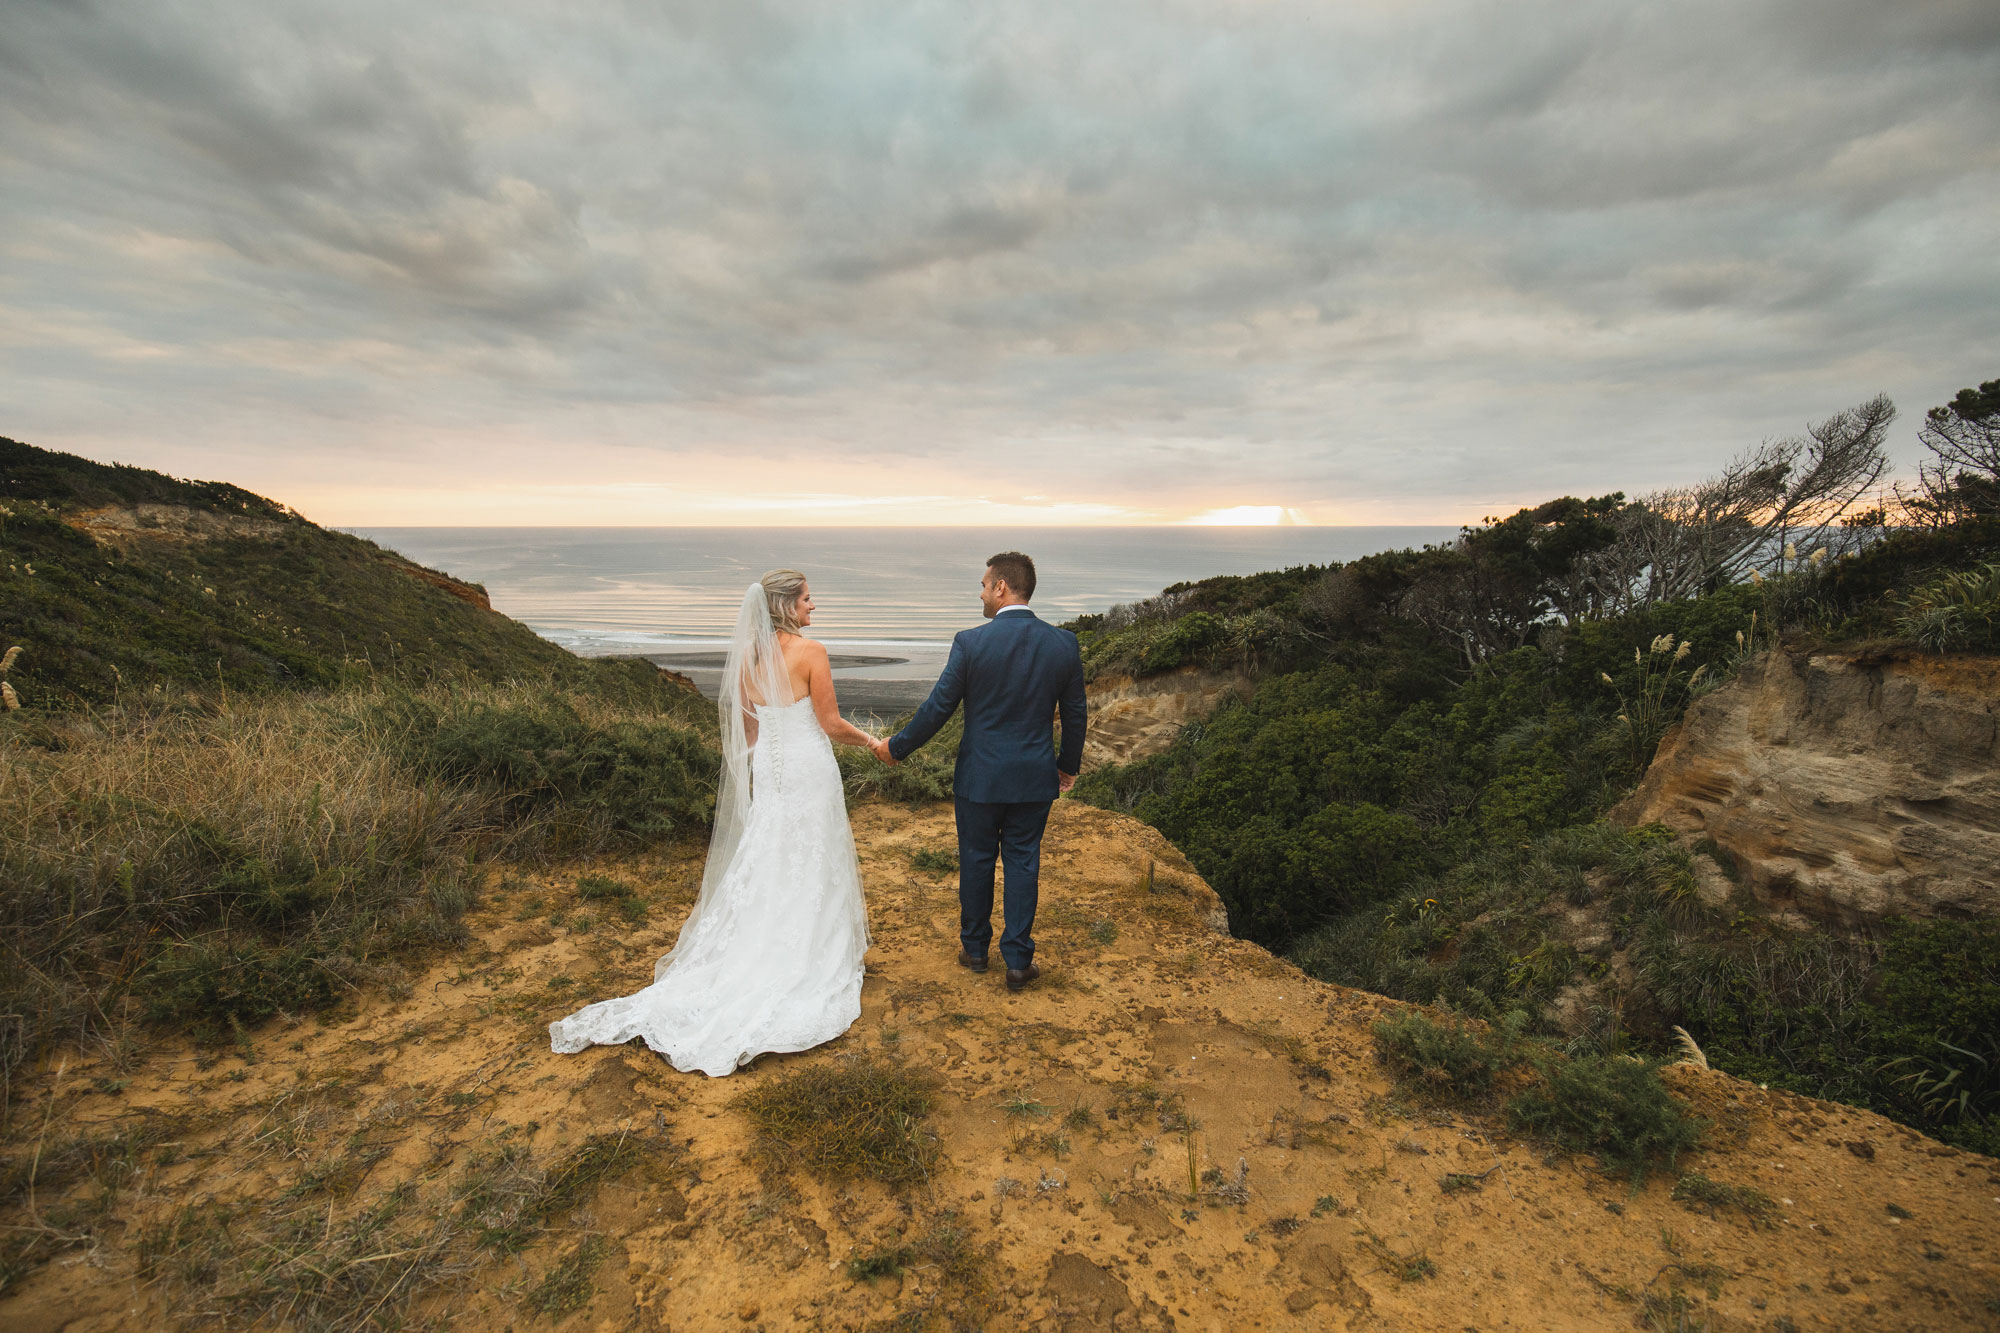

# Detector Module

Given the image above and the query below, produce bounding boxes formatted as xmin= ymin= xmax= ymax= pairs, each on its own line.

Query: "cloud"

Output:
xmin=0 ymin=0 xmax=1996 ymax=523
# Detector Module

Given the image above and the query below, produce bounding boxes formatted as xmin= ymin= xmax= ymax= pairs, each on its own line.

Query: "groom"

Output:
xmin=876 ymin=552 xmax=1087 ymax=992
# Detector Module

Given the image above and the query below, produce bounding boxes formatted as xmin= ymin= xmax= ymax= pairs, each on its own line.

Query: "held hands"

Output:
xmin=1057 ymin=768 xmax=1077 ymax=793
xmin=869 ymin=736 xmax=900 ymax=767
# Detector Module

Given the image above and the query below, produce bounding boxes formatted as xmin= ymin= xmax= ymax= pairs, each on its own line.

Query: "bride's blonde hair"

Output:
xmin=760 ymin=569 xmax=808 ymax=633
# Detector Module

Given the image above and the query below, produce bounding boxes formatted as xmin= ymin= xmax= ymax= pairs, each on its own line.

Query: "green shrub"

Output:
xmin=1898 ymin=561 xmax=2000 ymax=652
xmin=1506 ymin=1054 xmax=1704 ymax=1186
xmin=1817 ymin=516 xmax=2000 ymax=633
xmin=1659 ymin=919 xmax=2000 ymax=1153
xmin=134 ymin=939 xmax=345 ymax=1035
xmin=1866 ymin=919 xmax=2000 ymax=1136
xmin=837 ymin=712 xmax=962 ymax=803
xmin=383 ymin=694 xmax=714 ymax=847
xmin=1137 ymin=611 xmax=1229 ymax=675
xmin=1371 ymin=1009 xmax=1525 ymax=1103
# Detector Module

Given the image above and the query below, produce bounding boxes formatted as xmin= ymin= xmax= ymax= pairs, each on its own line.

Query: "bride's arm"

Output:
xmin=803 ymin=641 xmax=879 ymax=748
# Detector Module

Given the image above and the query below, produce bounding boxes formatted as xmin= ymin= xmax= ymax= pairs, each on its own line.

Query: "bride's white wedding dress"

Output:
xmin=549 ymin=587 xmax=870 ymax=1076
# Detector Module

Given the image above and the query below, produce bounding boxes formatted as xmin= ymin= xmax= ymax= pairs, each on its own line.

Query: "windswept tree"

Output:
xmin=1909 ymin=376 xmax=2000 ymax=525
xmin=1398 ymin=495 xmax=1623 ymax=669
xmin=1577 ymin=394 xmax=1895 ymax=612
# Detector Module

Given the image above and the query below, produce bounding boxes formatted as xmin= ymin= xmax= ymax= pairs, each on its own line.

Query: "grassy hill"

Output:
xmin=0 ymin=434 xmax=720 ymax=1118
xmin=0 ymin=435 xmax=583 ymax=708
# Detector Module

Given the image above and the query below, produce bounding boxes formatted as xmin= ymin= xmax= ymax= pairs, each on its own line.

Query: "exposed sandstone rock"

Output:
xmin=1082 ymin=665 xmax=1253 ymax=769
xmin=1612 ymin=650 xmax=2000 ymax=925
xmin=68 ymin=502 xmax=287 ymax=544
xmin=391 ymin=559 xmax=493 ymax=610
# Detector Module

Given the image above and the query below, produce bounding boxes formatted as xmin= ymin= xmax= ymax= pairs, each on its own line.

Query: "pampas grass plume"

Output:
xmin=0 ymin=645 xmax=18 ymax=673
xmin=1671 ymin=1026 xmax=1709 ymax=1070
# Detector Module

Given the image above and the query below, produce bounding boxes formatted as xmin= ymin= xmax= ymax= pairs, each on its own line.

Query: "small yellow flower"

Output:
xmin=1600 ymin=671 xmax=1615 ymax=685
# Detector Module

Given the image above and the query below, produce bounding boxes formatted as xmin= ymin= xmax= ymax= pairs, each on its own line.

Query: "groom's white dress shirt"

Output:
xmin=995 ymin=605 xmax=1032 ymax=615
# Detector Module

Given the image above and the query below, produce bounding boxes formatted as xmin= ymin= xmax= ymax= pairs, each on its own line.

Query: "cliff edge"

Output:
xmin=5 ymin=801 xmax=1996 ymax=1332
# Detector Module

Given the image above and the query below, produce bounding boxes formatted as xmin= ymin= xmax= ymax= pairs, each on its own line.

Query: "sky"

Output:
xmin=2 ymin=0 xmax=1997 ymax=527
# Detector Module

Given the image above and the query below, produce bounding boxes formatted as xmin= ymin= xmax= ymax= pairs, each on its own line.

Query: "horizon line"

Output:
xmin=333 ymin=520 xmax=1468 ymax=530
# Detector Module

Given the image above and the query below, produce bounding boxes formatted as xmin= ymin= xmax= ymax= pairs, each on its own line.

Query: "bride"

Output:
xmin=549 ymin=569 xmax=885 ymax=1076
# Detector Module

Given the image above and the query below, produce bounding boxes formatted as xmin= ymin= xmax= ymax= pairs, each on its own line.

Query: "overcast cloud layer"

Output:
xmin=3 ymin=0 xmax=1997 ymax=523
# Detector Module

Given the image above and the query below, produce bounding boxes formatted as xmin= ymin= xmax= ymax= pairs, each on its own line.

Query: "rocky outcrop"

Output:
xmin=1083 ymin=664 xmax=1253 ymax=769
xmin=68 ymin=502 xmax=288 ymax=544
xmin=1613 ymin=649 xmax=2000 ymax=926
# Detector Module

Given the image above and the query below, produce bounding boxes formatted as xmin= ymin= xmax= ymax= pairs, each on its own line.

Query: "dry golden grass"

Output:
xmin=0 ymin=680 xmax=714 ymax=1108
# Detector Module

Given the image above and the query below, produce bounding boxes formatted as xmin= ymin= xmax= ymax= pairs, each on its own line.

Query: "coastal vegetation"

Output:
xmin=1073 ymin=377 xmax=2000 ymax=1155
xmin=0 ymin=437 xmax=718 ymax=1103
xmin=2 ymin=407 xmax=1997 ymax=1323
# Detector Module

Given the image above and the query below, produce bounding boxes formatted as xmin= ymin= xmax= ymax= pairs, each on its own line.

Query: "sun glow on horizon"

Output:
xmin=1182 ymin=505 xmax=1313 ymax=526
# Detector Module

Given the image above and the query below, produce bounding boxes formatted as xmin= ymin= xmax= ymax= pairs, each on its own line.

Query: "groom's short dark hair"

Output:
xmin=986 ymin=551 xmax=1036 ymax=600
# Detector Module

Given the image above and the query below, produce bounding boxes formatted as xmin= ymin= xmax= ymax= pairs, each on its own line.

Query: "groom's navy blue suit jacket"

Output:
xmin=888 ymin=608 xmax=1087 ymax=804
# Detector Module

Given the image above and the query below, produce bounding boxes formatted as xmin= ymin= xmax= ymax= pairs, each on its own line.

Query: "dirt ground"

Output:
xmin=5 ymin=800 xmax=1998 ymax=1331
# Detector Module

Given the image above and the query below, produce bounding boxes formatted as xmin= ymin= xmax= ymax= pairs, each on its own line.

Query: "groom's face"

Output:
xmin=980 ymin=569 xmax=1003 ymax=618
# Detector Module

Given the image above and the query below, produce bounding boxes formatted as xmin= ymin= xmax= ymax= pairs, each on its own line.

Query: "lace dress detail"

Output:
xmin=549 ymin=698 xmax=870 ymax=1076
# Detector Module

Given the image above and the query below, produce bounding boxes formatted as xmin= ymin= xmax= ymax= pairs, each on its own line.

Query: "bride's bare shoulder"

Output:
xmin=778 ymin=633 xmax=828 ymax=666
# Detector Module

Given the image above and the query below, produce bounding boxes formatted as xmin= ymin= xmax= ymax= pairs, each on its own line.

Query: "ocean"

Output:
xmin=349 ymin=526 xmax=1456 ymax=714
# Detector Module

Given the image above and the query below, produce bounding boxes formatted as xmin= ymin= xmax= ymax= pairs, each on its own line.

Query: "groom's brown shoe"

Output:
xmin=958 ymin=951 xmax=989 ymax=974
xmin=1005 ymin=963 xmax=1040 ymax=992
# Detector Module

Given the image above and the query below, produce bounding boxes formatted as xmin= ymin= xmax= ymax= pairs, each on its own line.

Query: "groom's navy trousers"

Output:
xmin=953 ymin=796 xmax=1052 ymax=968
xmin=888 ymin=607 xmax=1087 ymax=971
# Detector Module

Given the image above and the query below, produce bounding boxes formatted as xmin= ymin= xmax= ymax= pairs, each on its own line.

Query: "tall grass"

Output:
xmin=0 ymin=680 xmax=715 ymax=1102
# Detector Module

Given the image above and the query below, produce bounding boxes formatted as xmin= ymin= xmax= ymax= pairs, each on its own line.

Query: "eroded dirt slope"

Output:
xmin=5 ymin=802 xmax=1999 ymax=1332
